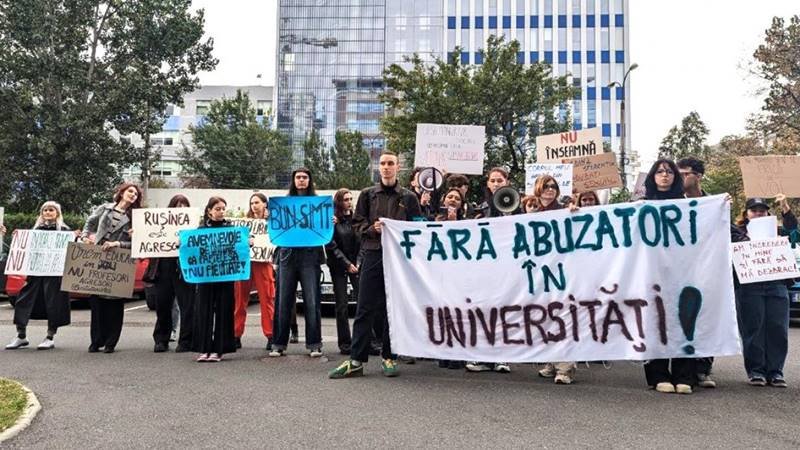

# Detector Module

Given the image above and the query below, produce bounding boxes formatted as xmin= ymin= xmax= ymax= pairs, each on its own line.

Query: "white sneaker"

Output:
xmin=5 ymin=337 xmax=29 ymax=350
xmin=493 ymin=363 xmax=511 ymax=373
xmin=538 ymin=363 xmax=556 ymax=378
xmin=37 ymin=338 xmax=55 ymax=350
xmin=697 ymin=374 xmax=717 ymax=388
xmin=309 ymin=349 xmax=323 ymax=358
xmin=675 ymin=384 xmax=693 ymax=394
xmin=655 ymin=382 xmax=676 ymax=393
xmin=465 ymin=362 xmax=492 ymax=372
xmin=554 ymin=373 xmax=573 ymax=384
xmin=268 ymin=349 xmax=286 ymax=357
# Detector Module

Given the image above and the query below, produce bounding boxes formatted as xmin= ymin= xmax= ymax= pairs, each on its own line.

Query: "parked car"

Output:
xmin=296 ymin=264 xmax=356 ymax=306
xmin=790 ymin=282 xmax=800 ymax=320
xmin=5 ymin=259 xmax=150 ymax=307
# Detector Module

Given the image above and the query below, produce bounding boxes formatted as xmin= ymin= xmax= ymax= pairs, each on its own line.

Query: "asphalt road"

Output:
xmin=1 ymin=300 xmax=799 ymax=449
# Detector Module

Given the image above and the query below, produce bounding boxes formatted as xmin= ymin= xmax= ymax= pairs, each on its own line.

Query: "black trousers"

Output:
xmin=89 ymin=297 xmax=125 ymax=349
xmin=192 ymin=282 xmax=236 ymax=355
xmin=644 ymin=358 xmax=696 ymax=386
xmin=350 ymin=250 xmax=391 ymax=362
xmin=152 ymin=260 xmax=194 ymax=347
xmin=331 ymin=268 xmax=358 ymax=351
xmin=695 ymin=357 xmax=714 ymax=376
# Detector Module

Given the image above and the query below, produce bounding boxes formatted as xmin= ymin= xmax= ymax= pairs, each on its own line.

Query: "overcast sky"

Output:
xmin=193 ymin=0 xmax=797 ymax=166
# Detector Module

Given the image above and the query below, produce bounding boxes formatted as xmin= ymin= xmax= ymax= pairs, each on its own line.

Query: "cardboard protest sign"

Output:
xmin=4 ymin=230 xmax=75 ymax=276
xmin=536 ymin=128 xmax=602 ymax=163
xmin=564 ymin=152 xmax=622 ymax=193
xmin=268 ymin=196 xmax=334 ymax=247
xmin=61 ymin=243 xmax=136 ymax=298
xmin=739 ymin=155 xmax=800 ymax=198
xmin=382 ymin=195 xmax=740 ymax=362
xmin=178 ymin=227 xmax=250 ymax=283
xmin=731 ymin=237 xmax=800 ymax=284
xmin=414 ymin=124 xmax=485 ymax=175
xmin=132 ymin=208 xmax=201 ymax=258
xmin=229 ymin=218 xmax=275 ymax=262
xmin=631 ymin=172 xmax=648 ymax=200
xmin=525 ymin=164 xmax=573 ymax=196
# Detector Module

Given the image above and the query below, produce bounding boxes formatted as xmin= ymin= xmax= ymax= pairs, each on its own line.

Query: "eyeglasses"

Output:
xmin=544 ymin=183 xmax=559 ymax=190
xmin=656 ymin=169 xmax=674 ymax=176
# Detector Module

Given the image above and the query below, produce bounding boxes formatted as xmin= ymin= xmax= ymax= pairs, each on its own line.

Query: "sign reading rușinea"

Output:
xmin=61 ymin=242 xmax=136 ymax=298
xmin=536 ymin=128 xmax=602 ymax=163
xmin=414 ymin=124 xmax=485 ymax=175
xmin=4 ymin=230 xmax=75 ymax=276
xmin=731 ymin=237 xmax=800 ymax=284
xmin=738 ymin=155 xmax=800 ymax=198
xmin=132 ymin=208 xmax=201 ymax=258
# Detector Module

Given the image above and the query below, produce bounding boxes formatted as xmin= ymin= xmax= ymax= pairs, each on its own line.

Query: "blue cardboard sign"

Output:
xmin=268 ymin=196 xmax=334 ymax=247
xmin=178 ymin=226 xmax=251 ymax=283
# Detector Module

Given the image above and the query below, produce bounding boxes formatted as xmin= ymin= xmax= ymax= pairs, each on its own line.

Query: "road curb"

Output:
xmin=0 ymin=382 xmax=41 ymax=444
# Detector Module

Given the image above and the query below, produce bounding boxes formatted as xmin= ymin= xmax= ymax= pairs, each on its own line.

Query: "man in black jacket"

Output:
xmin=329 ymin=151 xmax=422 ymax=379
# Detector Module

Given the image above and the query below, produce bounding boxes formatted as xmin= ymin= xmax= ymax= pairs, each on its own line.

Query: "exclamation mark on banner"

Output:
xmin=678 ymin=287 xmax=703 ymax=355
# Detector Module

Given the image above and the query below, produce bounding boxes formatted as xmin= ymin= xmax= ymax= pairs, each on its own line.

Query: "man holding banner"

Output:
xmin=329 ymin=151 xmax=422 ymax=379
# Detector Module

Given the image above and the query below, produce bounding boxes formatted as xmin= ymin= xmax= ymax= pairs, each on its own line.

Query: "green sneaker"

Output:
xmin=382 ymin=358 xmax=399 ymax=377
xmin=328 ymin=360 xmax=364 ymax=379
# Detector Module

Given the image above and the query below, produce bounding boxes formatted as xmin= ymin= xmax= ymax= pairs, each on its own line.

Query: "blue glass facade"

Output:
xmin=277 ymin=0 xmax=630 ymax=174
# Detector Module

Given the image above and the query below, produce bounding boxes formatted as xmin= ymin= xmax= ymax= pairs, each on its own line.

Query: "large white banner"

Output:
xmin=4 ymin=230 xmax=75 ymax=276
xmin=414 ymin=124 xmax=485 ymax=175
xmin=382 ymin=195 xmax=740 ymax=363
xmin=132 ymin=208 xmax=201 ymax=258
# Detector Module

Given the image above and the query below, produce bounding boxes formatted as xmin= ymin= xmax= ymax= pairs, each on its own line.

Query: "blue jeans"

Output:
xmin=273 ymin=248 xmax=322 ymax=350
xmin=735 ymin=282 xmax=790 ymax=380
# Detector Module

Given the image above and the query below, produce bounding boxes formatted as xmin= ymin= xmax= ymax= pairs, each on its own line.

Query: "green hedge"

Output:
xmin=2 ymin=212 xmax=86 ymax=251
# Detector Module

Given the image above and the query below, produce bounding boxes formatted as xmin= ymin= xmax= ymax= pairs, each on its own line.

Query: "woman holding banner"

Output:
xmin=269 ymin=168 xmax=324 ymax=358
xmin=641 ymin=159 xmax=696 ymax=394
xmin=326 ymin=189 xmax=360 ymax=355
xmin=148 ymin=194 xmax=195 ymax=353
xmin=82 ymin=183 xmax=143 ymax=354
xmin=233 ymin=192 xmax=276 ymax=351
xmin=466 ymin=168 xmax=516 ymax=374
xmin=732 ymin=194 xmax=796 ymax=388
xmin=192 ymin=196 xmax=237 ymax=362
xmin=5 ymin=201 xmax=73 ymax=351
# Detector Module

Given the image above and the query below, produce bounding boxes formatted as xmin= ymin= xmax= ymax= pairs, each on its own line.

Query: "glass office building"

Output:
xmin=276 ymin=0 xmax=631 ymax=178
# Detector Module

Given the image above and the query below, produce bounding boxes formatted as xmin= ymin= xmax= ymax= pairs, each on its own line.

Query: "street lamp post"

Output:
xmin=608 ymin=63 xmax=638 ymax=190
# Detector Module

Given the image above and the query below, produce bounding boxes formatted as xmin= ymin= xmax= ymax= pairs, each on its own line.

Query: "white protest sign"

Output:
xmin=132 ymin=208 xmax=201 ymax=258
xmin=4 ymin=230 xmax=75 ymax=276
xmin=731 ymin=237 xmax=800 ymax=284
xmin=229 ymin=218 xmax=275 ymax=263
xmin=382 ymin=195 xmax=740 ymax=363
xmin=746 ymin=216 xmax=777 ymax=240
xmin=525 ymin=164 xmax=573 ymax=196
xmin=414 ymin=124 xmax=485 ymax=175
xmin=536 ymin=128 xmax=602 ymax=163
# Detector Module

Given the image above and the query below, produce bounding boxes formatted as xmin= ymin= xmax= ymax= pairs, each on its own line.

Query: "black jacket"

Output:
xmin=326 ymin=214 xmax=360 ymax=273
xmin=354 ymin=181 xmax=422 ymax=251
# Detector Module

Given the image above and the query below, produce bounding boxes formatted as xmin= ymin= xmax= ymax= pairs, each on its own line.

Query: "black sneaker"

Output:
xmin=266 ymin=338 xmax=273 ymax=351
xmin=154 ymin=342 xmax=168 ymax=353
xmin=769 ymin=378 xmax=788 ymax=388
xmin=749 ymin=376 xmax=767 ymax=387
xmin=235 ymin=337 xmax=242 ymax=349
xmin=175 ymin=345 xmax=190 ymax=353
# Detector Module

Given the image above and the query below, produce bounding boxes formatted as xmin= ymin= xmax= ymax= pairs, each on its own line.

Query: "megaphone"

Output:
xmin=492 ymin=186 xmax=520 ymax=214
xmin=418 ymin=167 xmax=443 ymax=192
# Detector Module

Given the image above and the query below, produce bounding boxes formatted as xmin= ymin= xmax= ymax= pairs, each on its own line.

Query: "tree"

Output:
xmin=331 ymin=130 xmax=372 ymax=190
xmin=0 ymin=0 xmax=217 ymax=212
xmin=180 ymin=90 xmax=292 ymax=188
xmin=381 ymin=35 xmax=576 ymax=189
xmin=302 ymin=129 xmax=334 ymax=189
xmin=753 ymin=15 xmax=800 ymax=135
xmin=658 ymin=111 xmax=711 ymax=160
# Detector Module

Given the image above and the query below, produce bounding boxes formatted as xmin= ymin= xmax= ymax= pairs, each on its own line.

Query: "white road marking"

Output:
xmin=124 ymin=304 xmax=149 ymax=312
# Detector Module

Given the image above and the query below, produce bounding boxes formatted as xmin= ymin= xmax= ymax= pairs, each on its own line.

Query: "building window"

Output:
xmin=502 ymin=16 xmax=511 ymax=28
xmin=195 ymin=100 xmax=211 ymax=116
xmin=475 ymin=16 xmax=484 ymax=28
xmin=558 ymin=15 xmax=567 ymax=28
xmin=615 ymin=14 xmax=624 ymax=27
xmin=448 ymin=16 xmax=457 ymax=29
xmin=573 ymin=28 xmax=581 ymax=50
xmin=461 ymin=16 xmax=470 ymax=28
xmin=256 ymin=100 xmax=272 ymax=116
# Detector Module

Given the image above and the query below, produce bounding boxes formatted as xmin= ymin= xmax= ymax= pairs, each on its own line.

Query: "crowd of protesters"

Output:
xmin=3 ymin=152 xmax=796 ymax=393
